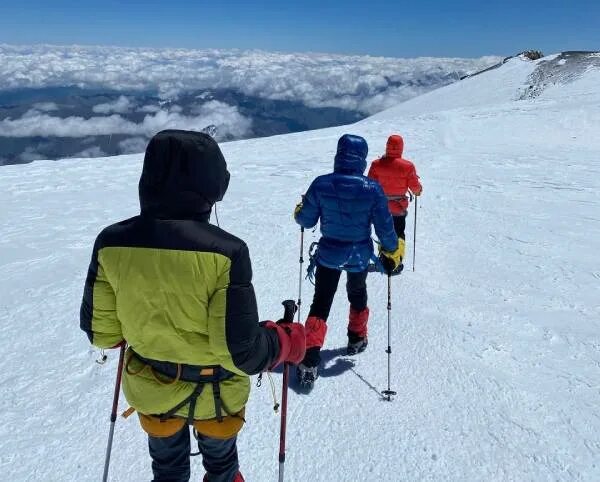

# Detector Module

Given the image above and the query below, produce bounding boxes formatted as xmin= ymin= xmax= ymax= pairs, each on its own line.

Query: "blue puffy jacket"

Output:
xmin=295 ymin=134 xmax=398 ymax=272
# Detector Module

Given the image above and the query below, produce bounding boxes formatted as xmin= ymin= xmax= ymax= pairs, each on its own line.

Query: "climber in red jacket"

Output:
xmin=368 ymin=134 xmax=422 ymax=243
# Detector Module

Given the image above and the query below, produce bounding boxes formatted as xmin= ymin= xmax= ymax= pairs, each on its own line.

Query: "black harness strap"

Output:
xmin=185 ymin=382 xmax=206 ymax=426
xmin=212 ymin=380 xmax=223 ymax=422
xmin=210 ymin=367 xmax=240 ymax=422
xmin=128 ymin=350 xmax=237 ymax=424
xmin=159 ymin=382 xmax=206 ymax=423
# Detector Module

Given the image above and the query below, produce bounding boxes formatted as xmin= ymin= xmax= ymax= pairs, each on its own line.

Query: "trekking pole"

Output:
xmin=102 ymin=343 xmax=126 ymax=482
xmin=412 ymin=197 xmax=418 ymax=272
xmin=277 ymin=227 xmax=304 ymax=481
xmin=279 ymin=300 xmax=297 ymax=482
xmin=279 ymin=362 xmax=289 ymax=482
xmin=297 ymin=227 xmax=304 ymax=322
xmin=381 ymin=274 xmax=397 ymax=402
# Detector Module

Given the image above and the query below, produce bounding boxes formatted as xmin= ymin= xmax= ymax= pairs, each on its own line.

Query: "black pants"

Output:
xmin=308 ymin=263 xmax=368 ymax=321
xmin=393 ymin=215 xmax=407 ymax=240
xmin=148 ymin=426 xmax=239 ymax=482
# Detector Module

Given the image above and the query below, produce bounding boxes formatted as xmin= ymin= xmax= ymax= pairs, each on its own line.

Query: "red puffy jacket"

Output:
xmin=367 ymin=135 xmax=422 ymax=216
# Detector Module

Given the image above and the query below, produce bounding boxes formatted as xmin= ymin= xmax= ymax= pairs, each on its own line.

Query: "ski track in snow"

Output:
xmin=1 ymin=56 xmax=600 ymax=481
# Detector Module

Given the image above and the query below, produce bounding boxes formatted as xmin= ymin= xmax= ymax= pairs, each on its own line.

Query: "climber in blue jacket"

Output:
xmin=293 ymin=134 xmax=403 ymax=387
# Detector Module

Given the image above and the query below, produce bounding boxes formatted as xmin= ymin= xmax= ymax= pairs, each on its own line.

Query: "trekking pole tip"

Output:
xmin=381 ymin=389 xmax=397 ymax=401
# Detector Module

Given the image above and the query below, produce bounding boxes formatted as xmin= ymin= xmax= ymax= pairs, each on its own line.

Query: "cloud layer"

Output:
xmin=92 ymin=95 xmax=133 ymax=114
xmin=0 ymin=45 xmax=501 ymax=163
xmin=0 ymin=100 xmax=251 ymax=138
xmin=0 ymin=44 xmax=500 ymax=114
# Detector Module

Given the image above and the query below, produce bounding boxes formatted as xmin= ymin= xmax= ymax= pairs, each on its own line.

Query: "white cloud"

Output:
xmin=0 ymin=101 xmax=251 ymax=140
xmin=19 ymin=147 xmax=45 ymax=162
xmin=118 ymin=137 xmax=148 ymax=154
xmin=32 ymin=102 xmax=59 ymax=112
xmin=22 ymin=108 xmax=44 ymax=118
xmin=71 ymin=146 xmax=107 ymax=158
xmin=138 ymin=104 xmax=161 ymax=113
xmin=0 ymin=45 xmax=501 ymax=114
xmin=0 ymin=113 xmax=135 ymax=137
xmin=92 ymin=95 xmax=134 ymax=114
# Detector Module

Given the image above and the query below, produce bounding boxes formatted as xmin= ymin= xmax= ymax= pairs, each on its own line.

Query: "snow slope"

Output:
xmin=1 ymin=54 xmax=599 ymax=481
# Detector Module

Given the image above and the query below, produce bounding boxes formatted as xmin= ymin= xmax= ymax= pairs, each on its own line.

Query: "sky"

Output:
xmin=0 ymin=0 xmax=598 ymax=57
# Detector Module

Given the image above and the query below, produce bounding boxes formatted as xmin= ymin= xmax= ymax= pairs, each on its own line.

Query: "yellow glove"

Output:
xmin=413 ymin=189 xmax=422 ymax=197
xmin=294 ymin=202 xmax=303 ymax=219
xmin=379 ymin=238 xmax=405 ymax=272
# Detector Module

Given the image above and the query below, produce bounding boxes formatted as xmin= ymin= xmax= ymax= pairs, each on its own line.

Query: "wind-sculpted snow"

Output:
xmin=0 ymin=44 xmax=499 ymax=114
xmin=0 ymin=54 xmax=599 ymax=481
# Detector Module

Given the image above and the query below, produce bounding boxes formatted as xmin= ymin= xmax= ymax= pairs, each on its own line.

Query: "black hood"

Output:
xmin=139 ymin=130 xmax=230 ymax=220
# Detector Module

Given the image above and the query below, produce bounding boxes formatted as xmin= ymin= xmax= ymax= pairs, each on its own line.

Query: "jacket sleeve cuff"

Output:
xmin=263 ymin=321 xmax=291 ymax=369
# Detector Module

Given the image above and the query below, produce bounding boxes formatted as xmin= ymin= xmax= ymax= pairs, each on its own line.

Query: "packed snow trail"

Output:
xmin=1 ymin=55 xmax=599 ymax=481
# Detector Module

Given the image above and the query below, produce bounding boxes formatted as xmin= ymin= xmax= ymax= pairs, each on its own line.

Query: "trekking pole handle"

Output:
xmin=282 ymin=300 xmax=297 ymax=323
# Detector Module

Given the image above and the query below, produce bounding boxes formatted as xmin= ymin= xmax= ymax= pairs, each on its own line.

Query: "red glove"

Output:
xmin=264 ymin=321 xmax=306 ymax=368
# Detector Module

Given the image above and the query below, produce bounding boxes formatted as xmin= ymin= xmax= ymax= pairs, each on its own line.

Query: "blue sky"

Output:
xmin=0 ymin=0 xmax=598 ymax=57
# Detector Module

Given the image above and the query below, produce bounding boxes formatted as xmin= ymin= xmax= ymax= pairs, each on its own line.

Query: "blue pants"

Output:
xmin=148 ymin=426 xmax=239 ymax=481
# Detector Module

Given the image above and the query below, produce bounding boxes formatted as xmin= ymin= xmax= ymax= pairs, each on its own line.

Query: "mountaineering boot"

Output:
xmin=347 ymin=333 xmax=368 ymax=355
xmin=347 ymin=307 xmax=369 ymax=355
xmin=297 ymin=346 xmax=320 ymax=388
xmin=296 ymin=363 xmax=319 ymax=388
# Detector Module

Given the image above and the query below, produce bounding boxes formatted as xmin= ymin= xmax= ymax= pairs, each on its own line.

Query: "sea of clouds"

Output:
xmin=0 ymin=44 xmax=500 ymax=161
xmin=0 ymin=44 xmax=500 ymax=109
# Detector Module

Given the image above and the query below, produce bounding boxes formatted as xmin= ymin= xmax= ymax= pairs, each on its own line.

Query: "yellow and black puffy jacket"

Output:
xmin=80 ymin=130 xmax=280 ymax=420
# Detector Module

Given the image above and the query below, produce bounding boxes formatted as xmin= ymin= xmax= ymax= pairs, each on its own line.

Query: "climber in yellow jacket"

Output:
xmin=80 ymin=130 xmax=306 ymax=482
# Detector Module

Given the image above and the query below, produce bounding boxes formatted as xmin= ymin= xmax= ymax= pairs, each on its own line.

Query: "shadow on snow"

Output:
xmin=270 ymin=347 xmax=387 ymax=400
